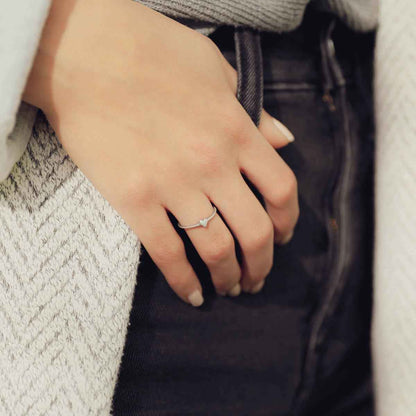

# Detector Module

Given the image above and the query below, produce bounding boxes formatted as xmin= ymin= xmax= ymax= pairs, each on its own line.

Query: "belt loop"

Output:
xmin=320 ymin=19 xmax=336 ymax=92
xmin=233 ymin=27 xmax=264 ymax=127
xmin=320 ymin=17 xmax=346 ymax=112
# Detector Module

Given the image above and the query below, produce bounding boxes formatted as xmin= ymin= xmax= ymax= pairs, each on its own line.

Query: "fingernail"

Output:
xmin=250 ymin=280 xmax=265 ymax=294
xmin=188 ymin=290 xmax=204 ymax=307
xmin=272 ymin=118 xmax=295 ymax=142
xmin=228 ymin=283 xmax=241 ymax=297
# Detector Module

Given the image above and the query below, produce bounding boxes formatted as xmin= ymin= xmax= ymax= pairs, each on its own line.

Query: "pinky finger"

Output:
xmin=131 ymin=206 xmax=204 ymax=307
xmin=258 ymin=109 xmax=295 ymax=149
xmin=218 ymin=53 xmax=294 ymax=149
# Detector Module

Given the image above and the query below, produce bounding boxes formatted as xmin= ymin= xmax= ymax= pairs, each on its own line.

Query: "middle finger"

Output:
xmin=208 ymin=172 xmax=274 ymax=293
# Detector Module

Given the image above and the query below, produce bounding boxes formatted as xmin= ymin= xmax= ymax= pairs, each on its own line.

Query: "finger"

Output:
xmin=259 ymin=109 xmax=295 ymax=148
xmin=129 ymin=205 xmax=204 ymax=307
xmin=208 ymin=173 xmax=274 ymax=294
xmin=219 ymin=53 xmax=294 ymax=148
xmin=239 ymin=137 xmax=299 ymax=245
xmin=265 ymin=200 xmax=297 ymax=245
xmin=220 ymin=50 xmax=298 ymax=244
xmin=167 ymin=192 xmax=242 ymax=297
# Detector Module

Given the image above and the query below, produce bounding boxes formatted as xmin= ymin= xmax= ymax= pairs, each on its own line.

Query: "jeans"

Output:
xmin=112 ymin=9 xmax=375 ymax=416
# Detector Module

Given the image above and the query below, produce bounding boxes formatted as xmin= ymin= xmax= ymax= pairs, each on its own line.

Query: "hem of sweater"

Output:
xmin=136 ymin=0 xmax=378 ymax=34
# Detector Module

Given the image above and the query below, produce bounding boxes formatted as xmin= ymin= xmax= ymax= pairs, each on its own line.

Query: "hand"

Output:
xmin=24 ymin=0 xmax=299 ymax=307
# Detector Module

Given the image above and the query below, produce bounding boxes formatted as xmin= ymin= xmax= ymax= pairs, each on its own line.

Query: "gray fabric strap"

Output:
xmin=233 ymin=27 xmax=265 ymax=209
xmin=234 ymin=28 xmax=264 ymax=127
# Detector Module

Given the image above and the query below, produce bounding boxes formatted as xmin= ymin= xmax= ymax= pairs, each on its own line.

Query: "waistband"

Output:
xmin=210 ymin=9 xmax=375 ymax=126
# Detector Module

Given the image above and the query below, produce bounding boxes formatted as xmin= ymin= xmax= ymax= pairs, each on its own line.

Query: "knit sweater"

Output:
xmin=139 ymin=0 xmax=378 ymax=32
xmin=373 ymin=0 xmax=416 ymax=414
xmin=0 ymin=1 xmax=382 ymax=416
xmin=0 ymin=0 xmax=51 ymax=181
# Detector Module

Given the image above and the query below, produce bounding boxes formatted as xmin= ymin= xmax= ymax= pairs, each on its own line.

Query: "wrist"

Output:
xmin=23 ymin=0 xmax=72 ymax=112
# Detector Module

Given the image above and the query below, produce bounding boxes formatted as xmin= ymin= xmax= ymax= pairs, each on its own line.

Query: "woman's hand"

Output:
xmin=24 ymin=0 xmax=299 ymax=306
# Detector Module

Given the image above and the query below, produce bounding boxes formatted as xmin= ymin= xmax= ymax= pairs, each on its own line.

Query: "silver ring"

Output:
xmin=177 ymin=206 xmax=217 ymax=229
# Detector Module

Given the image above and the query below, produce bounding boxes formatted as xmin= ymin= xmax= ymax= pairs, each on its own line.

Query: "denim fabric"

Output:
xmin=112 ymin=9 xmax=375 ymax=416
xmin=234 ymin=28 xmax=264 ymax=127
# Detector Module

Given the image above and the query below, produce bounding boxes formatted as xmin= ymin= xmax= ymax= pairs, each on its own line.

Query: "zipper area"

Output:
xmin=311 ymin=26 xmax=354 ymax=352
xmin=292 ymin=19 xmax=356 ymax=414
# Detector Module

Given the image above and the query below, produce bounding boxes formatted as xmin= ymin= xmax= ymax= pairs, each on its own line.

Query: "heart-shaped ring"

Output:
xmin=178 ymin=206 xmax=217 ymax=230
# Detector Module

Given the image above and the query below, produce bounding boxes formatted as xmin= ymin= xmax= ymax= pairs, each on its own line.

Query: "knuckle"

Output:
xmin=271 ymin=169 xmax=298 ymax=207
xmin=244 ymin=219 xmax=274 ymax=254
xmin=193 ymin=143 xmax=226 ymax=176
xmin=120 ymin=174 xmax=154 ymax=208
xmin=278 ymin=213 xmax=297 ymax=235
xmin=202 ymin=234 xmax=234 ymax=264
xmin=282 ymin=206 xmax=299 ymax=236
xmin=219 ymin=103 xmax=251 ymax=147
xmin=152 ymin=240 xmax=185 ymax=265
xmin=190 ymin=105 xmax=250 ymax=174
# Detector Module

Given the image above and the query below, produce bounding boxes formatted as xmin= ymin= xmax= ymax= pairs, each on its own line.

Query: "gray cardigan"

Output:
xmin=0 ymin=0 xmax=377 ymax=182
xmin=139 ymin=0 xmax=378 ymax=32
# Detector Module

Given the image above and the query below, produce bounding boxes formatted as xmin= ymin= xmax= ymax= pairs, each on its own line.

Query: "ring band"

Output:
xmin=177 ymin=206 xmax=217 ymax=229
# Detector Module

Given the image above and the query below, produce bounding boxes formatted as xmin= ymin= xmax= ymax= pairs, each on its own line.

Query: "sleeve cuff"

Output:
xmin=0 ymin=0 xmax=52 ymax=181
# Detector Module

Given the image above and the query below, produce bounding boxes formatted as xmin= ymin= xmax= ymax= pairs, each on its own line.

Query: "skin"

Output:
xmin=23 ymin=0 xmax=299 ymax=307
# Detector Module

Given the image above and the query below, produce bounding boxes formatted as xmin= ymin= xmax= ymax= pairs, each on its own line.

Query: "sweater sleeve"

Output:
xmin=0 ymin=0 xmax=52 ymax=182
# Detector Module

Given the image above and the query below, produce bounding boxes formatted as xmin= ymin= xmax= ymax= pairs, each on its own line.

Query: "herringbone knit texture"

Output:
xmin=0 ymin=112 xmax=141 ymax=415
xmin=373 ymin=0 xmax=416 ymax=414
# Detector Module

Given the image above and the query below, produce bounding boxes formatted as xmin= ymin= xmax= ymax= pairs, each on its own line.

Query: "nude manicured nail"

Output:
xmin=272 ymin=118 xmax=295 ymax=142
xmin=250 ymin=280 xmax=265 ymax=294
xmin=188 ymin=290 xmax=204 ymax=307
xmin=228 ymin=283 xmax=241 ymax=297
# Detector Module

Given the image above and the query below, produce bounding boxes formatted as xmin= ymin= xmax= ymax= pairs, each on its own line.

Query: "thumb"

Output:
xmin=259 ymin=109 xmax=295 ymax=149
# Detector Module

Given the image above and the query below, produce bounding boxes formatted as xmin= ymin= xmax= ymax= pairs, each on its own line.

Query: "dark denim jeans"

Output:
xmin=112 ymin=9 xmax=375 ymax=416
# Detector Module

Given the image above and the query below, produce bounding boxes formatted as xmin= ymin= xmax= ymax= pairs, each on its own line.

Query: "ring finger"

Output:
xmin=166 ymin=191 xmax=242 ymax=296
xmin=208 ymin=172 xmax=274 ymax=294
